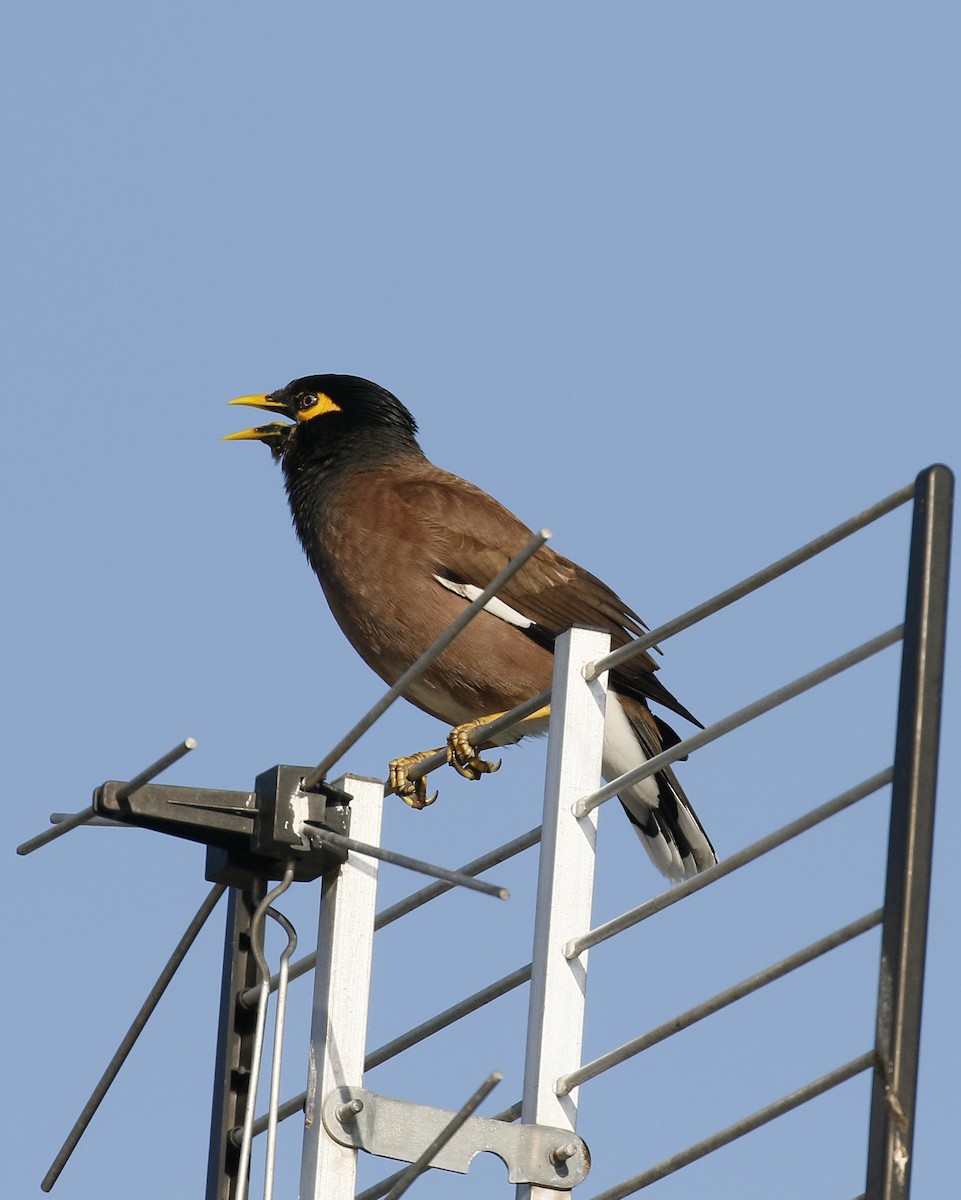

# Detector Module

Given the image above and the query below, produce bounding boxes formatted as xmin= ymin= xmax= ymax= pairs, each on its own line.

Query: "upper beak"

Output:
xmin=228 ymin=393 xmax=292 ymax=417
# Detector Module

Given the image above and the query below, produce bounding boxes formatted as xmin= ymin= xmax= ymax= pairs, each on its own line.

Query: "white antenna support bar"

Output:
xmin=300 ymin=775 xmax=386 ymax=1200
xmin=517 ymin=625 xmax=611 ymax=1200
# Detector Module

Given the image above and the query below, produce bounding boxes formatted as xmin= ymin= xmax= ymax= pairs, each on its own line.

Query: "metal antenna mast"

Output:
xmin=19 ymin=466 xmax=951 ymax=1200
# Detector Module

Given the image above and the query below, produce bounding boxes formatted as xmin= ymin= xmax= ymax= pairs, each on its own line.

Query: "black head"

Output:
xmin=224 ymin=374 xmax=422 ymax=469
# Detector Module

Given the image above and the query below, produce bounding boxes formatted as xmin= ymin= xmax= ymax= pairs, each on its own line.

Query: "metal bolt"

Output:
xmin=550 ymin=1142 xmax=579 ymax=1165
xmin=336 ymin=1098 xmax=364 ymax=1123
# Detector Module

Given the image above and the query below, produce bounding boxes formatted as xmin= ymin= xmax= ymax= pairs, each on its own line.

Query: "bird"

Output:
xmin=225 ymin=374 xmax=715 ymax=881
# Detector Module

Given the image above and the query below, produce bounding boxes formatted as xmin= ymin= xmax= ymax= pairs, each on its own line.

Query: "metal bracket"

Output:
xmin=321 ymin=1086 xmax=590 ymax=1188
xmin=93 ymin=764 xmax=351 ymax=885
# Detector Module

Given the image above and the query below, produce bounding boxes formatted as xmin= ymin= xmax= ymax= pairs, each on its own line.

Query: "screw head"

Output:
xmin=335 ymin=1098 xmax=364 ymax=1123
xmin=550 ymin=1142 xmax=579 ymax=1165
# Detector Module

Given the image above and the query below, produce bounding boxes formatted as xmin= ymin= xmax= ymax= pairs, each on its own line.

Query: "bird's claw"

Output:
xmin=390 ymin=721 xmax=501 ymax=806
xmin=389 ymin=751 xmax=440 ymax=809
xmin=446 ymin=725 xmax=502 ymax=782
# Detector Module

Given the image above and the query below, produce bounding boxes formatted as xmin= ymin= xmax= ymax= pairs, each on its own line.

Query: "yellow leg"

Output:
xmin=447 ymin=705 xmax=552 ymax=780
xmin=391 ymin=705 xmax=553 ymax=807
xmin=389 ymin=749 xmax=442 ymax=809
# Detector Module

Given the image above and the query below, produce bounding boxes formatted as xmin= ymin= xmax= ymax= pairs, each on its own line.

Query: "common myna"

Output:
xmin=226 ymin=374 xmax=715 ymax=881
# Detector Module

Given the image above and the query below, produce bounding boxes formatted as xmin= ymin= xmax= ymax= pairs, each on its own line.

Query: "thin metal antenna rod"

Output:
xmin=374 ymin=826 xmax=540 ymax=928
xmin=575 ymin=627 xmax=903 ymax=817
xmin=404 ymin=603 xmax=902 ymax=801
xmin=586 ymin=1053 xmax=875 ymax=1200
xmin=382 ymin=1072 xmax=503 ymax=1200
xmin=17 ymin=805 xmax=98 ymax=854
xmin=232 ymin=1095 xmax=307 ymax=1146
xmin=41 ymin=882 xmax=226 ymax=1192
xmin=586 ymin=479 xmax=915 ymax=680
xmin=567 ymin=768 xmax=892 ymax=958
xmin=306 ymin=827 xmax=509 ymax=899
xmin=356 ymin=1099 xmax=523 ymax=1200
xmin=303 ymin=529 xmax=551 ymax=790
xmin=557 ymin=908 xmax=883 ymax=1095
xmin=365 ymin=963 xmax=533 ymax=1071
xmin=17 ymin=737 xmax=197 ymax=855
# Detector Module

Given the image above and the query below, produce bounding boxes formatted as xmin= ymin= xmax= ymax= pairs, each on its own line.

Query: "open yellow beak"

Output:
xmin=224 ymin=394 xmax=295 ymax=446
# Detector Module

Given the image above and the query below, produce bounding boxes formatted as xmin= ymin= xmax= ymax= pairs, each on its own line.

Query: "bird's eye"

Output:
xmin=292 ymin=390 xmax=342 ymax=420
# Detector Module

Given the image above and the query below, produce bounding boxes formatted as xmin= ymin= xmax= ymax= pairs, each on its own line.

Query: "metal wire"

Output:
xmin=557 ymin=909 xmax=883 ymax=1095
xmin=263 ymin=909 xmax=297 ymax=1200
xmin=584 ymin=1053 xmax=875 ymax=1199
xmin=303 ymin=529 xmax=550 ymax=790
xmin=575 ymin=628 xmax=902 ymax=817
xmin=235 ymin=984 xmax=270 ymax=1200
xmin=565 ymin=768 xmax=892 ymax=958
xmin=235 ymin=865 xmax=296 ymax=1200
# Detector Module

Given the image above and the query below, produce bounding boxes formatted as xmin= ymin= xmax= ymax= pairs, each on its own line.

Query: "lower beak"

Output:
xmin=222 ymin=422 xmax=291 ymax=446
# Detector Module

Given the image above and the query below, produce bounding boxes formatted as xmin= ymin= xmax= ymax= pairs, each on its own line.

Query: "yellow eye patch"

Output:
xmin=297 ymin=392 xmax=342 ymax=422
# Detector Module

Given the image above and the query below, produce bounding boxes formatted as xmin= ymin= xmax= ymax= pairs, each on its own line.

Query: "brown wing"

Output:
xmin=400 ymin=468 xmax=700 ymax=726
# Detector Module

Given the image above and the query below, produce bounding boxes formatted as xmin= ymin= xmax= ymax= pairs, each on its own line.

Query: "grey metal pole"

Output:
xmin=865 ymin=464 xmax=953 ymax=1200
xmin=206 ymin=883 xmax=267 ymax=1200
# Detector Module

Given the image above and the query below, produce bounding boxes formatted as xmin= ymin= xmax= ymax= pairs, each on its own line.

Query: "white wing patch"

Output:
xmin=433 ymin=574 xmax=534 ymax=629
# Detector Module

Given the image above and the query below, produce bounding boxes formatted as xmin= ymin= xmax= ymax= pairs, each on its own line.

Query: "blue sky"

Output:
xmin=4 ymin=4 xmax=958 ymax=1198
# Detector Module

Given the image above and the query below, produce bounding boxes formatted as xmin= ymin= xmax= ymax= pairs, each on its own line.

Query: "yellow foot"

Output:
xmin=389 ymin=749 xmax=441 ymax=809
xmin=446 ymin=718 xmax=503 ymax=782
